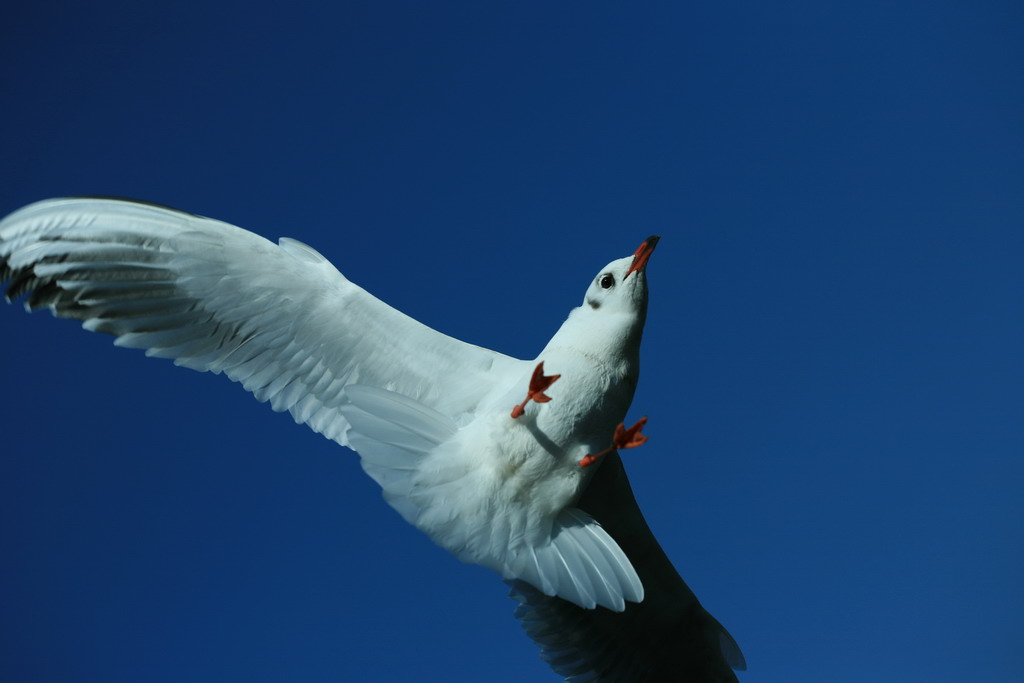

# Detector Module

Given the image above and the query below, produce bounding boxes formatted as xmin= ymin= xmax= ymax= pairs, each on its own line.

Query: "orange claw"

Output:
xmin=579 ymin=416 xmax=649 ymax=467
xmin=510 ymin=361 xmax=561 ymax=418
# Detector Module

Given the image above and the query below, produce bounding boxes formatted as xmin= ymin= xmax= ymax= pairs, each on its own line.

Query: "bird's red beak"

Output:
xmin=624 ymin=235 xmax=660 ymax=279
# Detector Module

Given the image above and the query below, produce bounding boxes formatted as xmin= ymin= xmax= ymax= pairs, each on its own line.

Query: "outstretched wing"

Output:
xmin=0 ymin=197 xmax=524 ymax=446
xmin=510 ymin=453 xmax=746 ymax=682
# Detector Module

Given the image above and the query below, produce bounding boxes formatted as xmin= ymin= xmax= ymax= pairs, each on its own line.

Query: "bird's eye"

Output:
xmin=599 ymin=274 xmax=615 ymax=289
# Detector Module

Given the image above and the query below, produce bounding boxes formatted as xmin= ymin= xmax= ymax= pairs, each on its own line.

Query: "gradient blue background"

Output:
xmin=2 ymin=2 xmax=1021 ymax=681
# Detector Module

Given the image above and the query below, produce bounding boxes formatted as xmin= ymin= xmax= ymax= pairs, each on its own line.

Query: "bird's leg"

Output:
xmin=579 ymin=417 xmax=649 ymax=467
xmin=510 ymin=361 xmax=561 ymax=418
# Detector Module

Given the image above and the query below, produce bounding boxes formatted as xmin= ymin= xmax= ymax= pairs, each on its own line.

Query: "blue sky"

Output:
xmin=1 ymin=2 xmax=1022 ymax=681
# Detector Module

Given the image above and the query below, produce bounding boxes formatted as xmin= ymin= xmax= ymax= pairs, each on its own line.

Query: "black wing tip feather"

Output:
xmin=0 ymin=196 xmax=193 ymax=308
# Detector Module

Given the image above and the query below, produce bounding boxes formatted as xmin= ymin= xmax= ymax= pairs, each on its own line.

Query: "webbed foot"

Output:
xmin=579 ymin=417 xmax=648 ymax=467
xmin=510 ymin=361 xmax=561 ymax=419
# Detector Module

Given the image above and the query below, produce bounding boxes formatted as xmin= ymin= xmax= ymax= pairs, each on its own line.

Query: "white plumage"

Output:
xmin=0 ymin=197 xmax=744 ymax=681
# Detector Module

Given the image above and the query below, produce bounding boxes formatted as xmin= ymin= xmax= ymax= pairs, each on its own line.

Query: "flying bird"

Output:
xmin=0 ymin=197 xmax=745 ymax=681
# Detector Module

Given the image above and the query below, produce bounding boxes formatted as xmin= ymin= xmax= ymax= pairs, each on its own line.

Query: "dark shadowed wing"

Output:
xmin=509 ymin=453 xmax=746 ymax=682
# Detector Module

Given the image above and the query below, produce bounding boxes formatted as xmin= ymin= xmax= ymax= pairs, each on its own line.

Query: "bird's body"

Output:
xmin=339 ymin=248 xmax=652 ymax=611
xmin=0 ymin=197 xmax=743 ymax=681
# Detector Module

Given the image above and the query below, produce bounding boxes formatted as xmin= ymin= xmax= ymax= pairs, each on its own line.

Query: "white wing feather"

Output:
xmin=0 ymin=197 xmax=524 ymax=446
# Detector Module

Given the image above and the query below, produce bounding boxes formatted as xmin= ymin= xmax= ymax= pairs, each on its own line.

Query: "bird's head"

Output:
xmin=542 ymin=235 xmax=660 ymax=362
xmin=582 ymin=235 xmax=660 ymax=316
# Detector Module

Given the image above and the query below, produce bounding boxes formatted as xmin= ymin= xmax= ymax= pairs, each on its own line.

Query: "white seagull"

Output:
xmin=0 ymin=197 xmax=745 ymax=682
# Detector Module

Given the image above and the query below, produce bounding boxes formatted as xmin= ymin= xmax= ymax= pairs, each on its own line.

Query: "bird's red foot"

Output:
xmin=579 ymin=417 xmax=649 ymax=467
xmin=510 ymin=362 xmax=561 ymax=418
